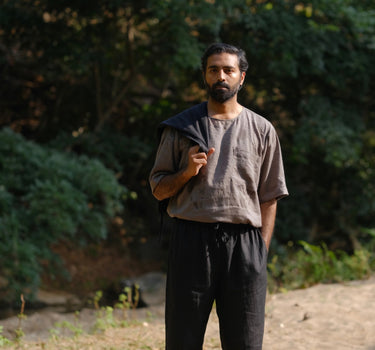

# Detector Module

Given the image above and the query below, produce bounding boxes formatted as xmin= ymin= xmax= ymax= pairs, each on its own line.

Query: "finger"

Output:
xmin=207 ymin=148 xmax=215 ymax=157
xmin=189 ymin=145 xmax=200 ymax=155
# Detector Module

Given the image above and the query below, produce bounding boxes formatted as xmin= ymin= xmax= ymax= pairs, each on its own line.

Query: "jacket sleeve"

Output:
xmin=149 ymin=127 xmax=179 ymax=195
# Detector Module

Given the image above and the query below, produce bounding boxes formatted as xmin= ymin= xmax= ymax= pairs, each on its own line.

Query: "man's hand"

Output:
xmin=185 ymin=145 xmax=215 ymax=177
xmin=152 ymin=145 xmax=215 ymax=201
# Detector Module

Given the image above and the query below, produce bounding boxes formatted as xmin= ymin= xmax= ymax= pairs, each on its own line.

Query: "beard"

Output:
xmin=205 ymin=79 xmax=242 ymax=103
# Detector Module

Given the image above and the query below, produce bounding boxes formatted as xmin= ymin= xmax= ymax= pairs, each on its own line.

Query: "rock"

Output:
xmin=132 ymin=271 xmax=166 ymax=306
xmin=36 ymin=290 xmax=81 ymax=309
xmin=103 ymin=271 xmax=166 ymax=308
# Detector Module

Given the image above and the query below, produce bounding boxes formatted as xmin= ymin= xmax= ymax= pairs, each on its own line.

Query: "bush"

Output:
xmin=268 ymin=239 xmax=375 ymax=292
xmin=48 ymin=129 xmax=153 ymax=185
xmin=0 ymin=128 xmax=127 ymax=303
xmin=48 ymin=129 xmax=158 ymax=238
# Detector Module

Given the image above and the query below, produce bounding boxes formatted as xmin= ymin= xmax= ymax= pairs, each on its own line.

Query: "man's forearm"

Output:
xmin=260 ymin=199 xmax=277 ymax=251
xmin=152 ymin=169 xmax=193 ymax=201
xmin=152 ymin=145 xmax=215 ymax=201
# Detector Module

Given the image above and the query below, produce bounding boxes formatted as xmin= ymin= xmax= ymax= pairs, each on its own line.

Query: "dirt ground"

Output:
xmin=1 ymin=275 xmax=374 ymax=350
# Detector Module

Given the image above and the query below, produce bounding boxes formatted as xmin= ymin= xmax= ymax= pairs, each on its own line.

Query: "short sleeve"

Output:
xmin=258 ymin=126 xmax=289 ymax=203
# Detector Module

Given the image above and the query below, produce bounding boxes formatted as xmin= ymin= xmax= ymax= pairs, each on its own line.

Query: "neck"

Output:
xmin=207 ymin=97 xmax=243 ymax=120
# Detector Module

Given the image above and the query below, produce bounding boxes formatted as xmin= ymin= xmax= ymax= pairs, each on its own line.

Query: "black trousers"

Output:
xmin=165 ymin=219 xmax=268 ymax=350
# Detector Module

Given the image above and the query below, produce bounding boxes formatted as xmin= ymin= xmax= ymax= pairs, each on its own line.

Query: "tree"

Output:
xmin=1 ymin=0 xmax=374 ymax=255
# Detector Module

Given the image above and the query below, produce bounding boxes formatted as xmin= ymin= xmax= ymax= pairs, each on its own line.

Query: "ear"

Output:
xmin=240 ymin=71 xmax=246 ymax=85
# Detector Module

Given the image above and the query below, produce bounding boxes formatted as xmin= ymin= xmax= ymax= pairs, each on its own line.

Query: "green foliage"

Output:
xmin=268 ymin=240 xmax=375 ymax=292
xmin=0 ymin=128 xmax=126 ymax=303
xmin=115 ymin=284 xmax=141 ymax=313
xmin=48 ymin=129 xmax=152 ymax=184
xmin=294 ymin=96 xmax=364 ymax=168
xmin=234 ymin=0 xmax=375 ymax=247
xmin=0 ymin=326 xmax=12 ymax=346
xmin=92 ymin=286 xmax=142 ymax=332
xmin=50 ymin=312 xmax=84 ymax=340
xmin=1 ymin=0 xmax=375 ymax=256
xmin=94 ymin=306 xmax=117 ymax=331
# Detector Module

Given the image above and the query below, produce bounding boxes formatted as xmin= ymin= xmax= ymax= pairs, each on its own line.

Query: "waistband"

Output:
xmin=174 ymin=218 xmax=257 ymax=232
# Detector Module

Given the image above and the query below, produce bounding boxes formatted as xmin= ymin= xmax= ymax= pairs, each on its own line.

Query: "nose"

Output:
xmin=217 ymin=69 xmax=225 ymax=81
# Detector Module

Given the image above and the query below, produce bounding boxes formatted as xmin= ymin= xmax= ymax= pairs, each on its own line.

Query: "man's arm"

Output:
xmin=260 ymin=198 xmax=277 ymax=251
xmin=152 ymin=145 xmax=215 ymax=201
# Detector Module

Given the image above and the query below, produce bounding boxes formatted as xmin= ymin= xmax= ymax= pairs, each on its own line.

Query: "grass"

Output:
xmin=6 ymin=325 xmax=166 ymax=350
xmin=0 ymin=285 xmax=164 ymax=349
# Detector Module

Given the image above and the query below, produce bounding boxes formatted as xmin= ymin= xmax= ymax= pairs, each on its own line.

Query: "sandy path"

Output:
xmin=1 ymin=276 xmax=374 ymax=349
xmin=262 ymin=277 xmax=375 ymax=350
xmin=204 ymin=276 xmax=375 ymax=349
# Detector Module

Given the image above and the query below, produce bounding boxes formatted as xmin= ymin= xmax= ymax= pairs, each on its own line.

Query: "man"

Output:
xmin=149 ymin=43 xmax=288 ymax=350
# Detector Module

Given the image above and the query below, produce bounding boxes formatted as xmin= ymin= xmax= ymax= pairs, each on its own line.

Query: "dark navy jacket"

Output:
xmin=156 ymin=102 xmax=210 ymax=234
xmin=158 ymin=102 xmax=210 ymax=153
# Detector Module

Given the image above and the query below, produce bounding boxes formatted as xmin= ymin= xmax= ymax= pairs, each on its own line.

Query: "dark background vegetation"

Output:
xmin=1 ymin=0 xmax=375 ymax=304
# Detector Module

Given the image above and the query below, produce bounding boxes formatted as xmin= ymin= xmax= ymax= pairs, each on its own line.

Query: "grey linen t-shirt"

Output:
xmin=149 ymin=107 xmax=288 ymax=227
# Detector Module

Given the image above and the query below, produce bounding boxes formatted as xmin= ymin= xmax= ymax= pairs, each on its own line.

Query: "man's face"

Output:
xmin=204 ymin=53 xmax=246 ymax=103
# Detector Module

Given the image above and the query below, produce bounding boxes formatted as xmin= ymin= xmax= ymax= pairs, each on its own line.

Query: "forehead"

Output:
xmin=206 ymin=52 xmax=239 ymax=69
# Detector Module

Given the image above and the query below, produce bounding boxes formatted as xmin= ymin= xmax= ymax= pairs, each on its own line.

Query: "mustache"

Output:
xmin=212 ymin=81 xmax=230 ymax=89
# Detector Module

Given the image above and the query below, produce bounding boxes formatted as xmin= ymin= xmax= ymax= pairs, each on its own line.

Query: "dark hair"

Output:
xmin=201 ymin=43 xmax=249 ymax=73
